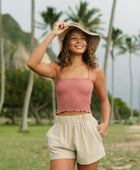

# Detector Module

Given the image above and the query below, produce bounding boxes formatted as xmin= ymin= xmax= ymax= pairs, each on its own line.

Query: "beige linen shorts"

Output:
xmin=46 ymin=113 xmax=105 ymax=165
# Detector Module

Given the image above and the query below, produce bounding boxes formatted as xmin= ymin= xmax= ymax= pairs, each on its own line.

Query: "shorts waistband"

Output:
xmin=55 ymin=113 xmax=94 ymax=124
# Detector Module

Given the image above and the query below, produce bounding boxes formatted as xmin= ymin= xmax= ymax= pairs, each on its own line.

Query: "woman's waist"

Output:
xmin=57 ymin=111 xmax=91 ymax=116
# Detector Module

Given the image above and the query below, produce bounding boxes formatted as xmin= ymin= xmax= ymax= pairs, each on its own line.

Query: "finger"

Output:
xmin=98 ymin=129 xmax=104 ymax=137
xmin=59 ymin=23 xmax=69 ymax=30
xmin=97 ymin=124 xmax=102 ymax=130
xmin=59 ymin=23 xmax=64 ymax=29
xmin=100 ymin=132 xmax=103 ymax=137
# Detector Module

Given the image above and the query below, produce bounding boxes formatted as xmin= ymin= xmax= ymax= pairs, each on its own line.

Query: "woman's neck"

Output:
xmin=70 ymin=55 xmax=85 ymax=67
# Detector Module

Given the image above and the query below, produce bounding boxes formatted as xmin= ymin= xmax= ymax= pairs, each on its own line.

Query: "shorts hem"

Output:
xmin=77 ymin=152 xmax=106 ymax=165
xmin=50 ymin=156 xmax=76 ymax=161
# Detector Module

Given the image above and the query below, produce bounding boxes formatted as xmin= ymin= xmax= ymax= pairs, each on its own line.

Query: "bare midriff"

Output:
xmin=57 ymin=111 xmax=90 ymax=116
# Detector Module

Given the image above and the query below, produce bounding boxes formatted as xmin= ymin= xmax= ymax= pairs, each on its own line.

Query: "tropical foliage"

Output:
xmin=65 ymin=1 xmax=103 ymax=32
xmin=110 ymin=28 xmax=124 ymax=124
xmin=1 ymin=69 xmax=53 ymax=124
xmin=119 ymin=35 xmax=139 ymax=119
xmin=0 ymin=0 xmax=140 ymax=126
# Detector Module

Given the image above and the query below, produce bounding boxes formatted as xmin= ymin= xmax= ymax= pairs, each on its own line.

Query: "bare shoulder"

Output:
xmin=31 ymin=62 xmax=61 ymax=79
xmin=92 ymin=65 xmax=104 ymax=73
xmin=49 ymin=62 xmax=61 ymax=78
xmin=50 ymin=63 xmax=62 ymax=81
xmin=90 ymin=65 xmax=105 ymax=83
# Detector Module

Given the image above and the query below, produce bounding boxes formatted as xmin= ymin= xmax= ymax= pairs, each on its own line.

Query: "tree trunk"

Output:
xmin=30 ymin=103 xmax=44 ymax=125
xmin=110 ymin=50 xmax=115 ymax=124
xmin=103 ymin=0 xmax=117 ymax=80
xmin=9 ymin=52 xmax=15 ymax=69
xmin=20 ymin=71 xmax=34 ymax=130
xmin=138 ymin=78 xmax=140 ymax=125
xmin=129 ymin=53 xmax=133 ymax=119
xmin=0 ymin=0 xmax=5 ymax=114
xmin=33 ymin=110 xmax=43 ymax=125
xmin=49 ymin=44 xmax=56 ymax=122
xmin=20 ymin=0 xmax=35 ymax=131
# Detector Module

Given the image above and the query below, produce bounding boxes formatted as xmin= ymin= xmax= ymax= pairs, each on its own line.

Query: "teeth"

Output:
xmin=75 ymin=46 xmax=83 ymax=48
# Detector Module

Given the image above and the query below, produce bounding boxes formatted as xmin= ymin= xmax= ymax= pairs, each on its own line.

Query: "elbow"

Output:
xmin=27 ymin=61 xmax=35 ymax=71
xmin=27 ymin=58 xmax=35 ymax=69
xmin=27 ymin=60 xmax=32 ymax=68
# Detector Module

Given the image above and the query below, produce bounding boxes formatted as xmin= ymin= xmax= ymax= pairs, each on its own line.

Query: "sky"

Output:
xmin=2 ymin=0 xmax=140 ymax=110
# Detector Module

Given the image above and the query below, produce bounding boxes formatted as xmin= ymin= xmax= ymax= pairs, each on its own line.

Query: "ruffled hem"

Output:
xmin=56 ymin=109 xmax=92 ymax=114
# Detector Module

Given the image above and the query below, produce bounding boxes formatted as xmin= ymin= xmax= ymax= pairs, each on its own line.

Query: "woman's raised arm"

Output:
xmin=27 ymin=21 xmax=69 ymax=79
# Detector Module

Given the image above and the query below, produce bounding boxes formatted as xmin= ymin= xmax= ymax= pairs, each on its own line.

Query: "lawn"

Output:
xmin=0 ymin=123 xmax=140 ymax=170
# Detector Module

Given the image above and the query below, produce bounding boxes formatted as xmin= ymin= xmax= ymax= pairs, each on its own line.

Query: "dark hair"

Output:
xmin=57 ymin=28 xmax=98 ymax=68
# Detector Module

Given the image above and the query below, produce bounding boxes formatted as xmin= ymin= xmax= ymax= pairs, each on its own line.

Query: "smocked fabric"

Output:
xmin=56 ymin=68 xmax=94 ymax=114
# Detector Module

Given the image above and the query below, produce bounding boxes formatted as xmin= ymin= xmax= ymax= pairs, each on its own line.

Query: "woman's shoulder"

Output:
xmin=90 ymin=65 xmax=105 ymax=82
xmin=90 ymin=65 xmax=104 ymax=73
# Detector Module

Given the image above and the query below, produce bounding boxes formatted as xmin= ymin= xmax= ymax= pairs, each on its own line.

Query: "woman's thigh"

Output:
xmin=77 ymin=161 xmax=99 ymax=170
xmin=50 ymin=159 xmax=76 ymax=170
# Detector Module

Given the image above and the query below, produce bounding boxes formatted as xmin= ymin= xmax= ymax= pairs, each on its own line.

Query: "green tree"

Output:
xmin=119 ymin=35 xmax=139 ymax=119
xmin=91 ymin=91 xmax=101 ymax=121
xmin=66 ymin=1 xmax=103 ymax=32
xmin=3 ymin=69 xmax=28 ymax=124
xmin=41 ymin=7 xmax=61 ymax=28
xmin=114 ymin=98 xmax=130 ymax=123
xmin=134 ymin=31 xmax=140 ymax=55
xmin=30 ymin=76 xmax=53 ymax=125
xmin=110 ymin=28 xmax=123 ymax=124
xmin=20 ymin=0 xmax=35 ymax=131
xmin=1 ymin=69 xmax=53 ymax=124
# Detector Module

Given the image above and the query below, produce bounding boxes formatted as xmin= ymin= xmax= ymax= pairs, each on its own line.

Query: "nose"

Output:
xmin=76 ymin=37 xmax=82 ymax=42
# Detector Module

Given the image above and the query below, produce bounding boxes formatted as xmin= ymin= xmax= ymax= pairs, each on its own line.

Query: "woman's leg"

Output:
xmin=50 ymin=158 xmax=76 ymax=170
xmin=77 ymin=161 xmax=99 ymax=170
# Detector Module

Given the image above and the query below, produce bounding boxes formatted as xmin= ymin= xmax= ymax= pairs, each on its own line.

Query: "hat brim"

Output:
xmin=57 ymin=22 xmax=101 ymax=53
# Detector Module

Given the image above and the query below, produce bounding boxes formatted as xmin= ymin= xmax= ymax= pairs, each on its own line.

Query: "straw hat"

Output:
xmin=57 ymin=22 xmax=101 ymax=53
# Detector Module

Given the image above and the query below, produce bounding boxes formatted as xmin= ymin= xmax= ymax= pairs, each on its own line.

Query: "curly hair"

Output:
xmin=57 ymin=28 xmax=98 ymax=68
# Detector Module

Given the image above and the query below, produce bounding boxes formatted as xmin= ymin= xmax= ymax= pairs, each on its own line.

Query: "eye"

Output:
xmin=71 ymin=37 xmax=76 ymax=39
xmin=81 ymin=37 xmax=86 ymax=40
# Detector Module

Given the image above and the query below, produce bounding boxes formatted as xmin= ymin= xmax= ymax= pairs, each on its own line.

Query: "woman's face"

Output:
xmin=68 ymin=30 xmax=87 ymax=55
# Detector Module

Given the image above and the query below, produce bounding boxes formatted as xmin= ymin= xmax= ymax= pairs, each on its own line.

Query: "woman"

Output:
xmin=27 ymin=21 xmax=110 ymax=170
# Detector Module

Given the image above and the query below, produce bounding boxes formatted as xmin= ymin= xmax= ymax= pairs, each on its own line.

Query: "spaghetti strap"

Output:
xmin=88 ymin=67 xmax=90 ymax=79
xmin=59 ymin=68 xmax=63 ymax=80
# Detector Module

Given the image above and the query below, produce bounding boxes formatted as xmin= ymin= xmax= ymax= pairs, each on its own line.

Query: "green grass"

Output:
xmin=0 ymin=124 xmax=140 ymax=170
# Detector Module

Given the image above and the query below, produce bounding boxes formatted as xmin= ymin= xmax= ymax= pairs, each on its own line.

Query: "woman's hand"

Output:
xmin=52 ymin=21 xmax=69 ymax=36
xmin=97 ymin=122 xmax=109 ymax=137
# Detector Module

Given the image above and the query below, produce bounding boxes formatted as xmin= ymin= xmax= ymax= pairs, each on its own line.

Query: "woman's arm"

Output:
xmin=27 ymin=21 xmax=69 ymax=79
xmin=94 ymin=66 xmax=110 ymax=137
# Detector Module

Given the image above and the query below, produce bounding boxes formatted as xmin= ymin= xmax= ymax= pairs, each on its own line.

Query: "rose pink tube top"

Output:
xmin=56 ymin=68 xmax=94 ymax=114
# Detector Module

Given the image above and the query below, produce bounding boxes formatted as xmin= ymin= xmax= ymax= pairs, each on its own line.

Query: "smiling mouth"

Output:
xmin=75 ymin=45 xmax=83 ymax=49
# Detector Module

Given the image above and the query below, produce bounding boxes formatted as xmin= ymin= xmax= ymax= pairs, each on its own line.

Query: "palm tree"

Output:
xmin=37 ymin=7 xmax=62 ymax=39
xmin=20 ymin=0 xmax=35 ymax=131
xmin=0 ymin=0 xmax=5 ymax=114
xmin=38 ymin=7 xmax=63 ymax=121
xmin=135 ymin=31 xmax=140 ymax=55
xmin=103 ymin=0 xmax=117 ymax=80
xmin=66 ymin=1 xmax=103 ymax=33
xmin=119 ymin=36 xmax=138 ymax=119
xmin=110 ymin=28 xmax=123 ymax=124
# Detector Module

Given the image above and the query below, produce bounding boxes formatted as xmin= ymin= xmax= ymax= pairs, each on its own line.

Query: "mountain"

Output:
xmin=3 ymin=14 xmax=31 ymax=49
xmin=2 ymin=14 xmax=51 ymax=69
